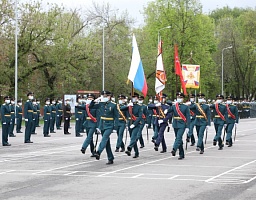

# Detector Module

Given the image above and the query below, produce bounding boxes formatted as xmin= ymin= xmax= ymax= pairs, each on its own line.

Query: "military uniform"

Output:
xmin=63 ymin=99 xmax=71 ymax=135
xmin=210 ymin=94 xmax=228 ymax=150
xmin=56 ymin=98 xmax=63 ymax=129
xmin=123 ymin=92 xmax=143 ymax=158
xmin=43 ymin=98 xmax=51 ymax=137
xmin=225 ymin=96 xmax=239 ymax=147
xmin=24 ymin=92 xmax=34 ymax=143
xmin=79 ymin=93 xmax=97 ymax=156
xmin=75 ymin=96 xmax=83 ymax=137
xmin=151 ymin=96 xmax=160 ymax=143
xmin=138 ymin=95 xmax=147 ymax=148
xmin=115 ymin=94 xmax=128 ymax=152
xmin=16 ymin=100 xmax=23 ymax=133
xmin=168 ymin=92 xmax=191 ymax=159
xmin=189 ymin=93 xmax=211 ymax=154
xmin=1 ymin=96 xmax=11 ymax=146
xmin=187 ymin=94 xmax=196 ymax=146
xmin=31 ymin=99 xmax=38 ymax=134
xmin=35 ymin=99 xmax=40 ymax=127
xmin=93 ymin=91 xmax=119 ymax=164
xmin=9 ymin=99 xmax=16 ymax=137
xmin=50 ymin=99 xmax=57 ymax=133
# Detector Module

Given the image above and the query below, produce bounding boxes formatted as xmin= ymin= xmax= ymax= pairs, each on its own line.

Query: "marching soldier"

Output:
xmin=9 ymin=98 xmax=16 ymax=137
xmin=151 ymin=96 xmax=160 ymax=143
xmin=16 ymin=99 xmax=23 ymax=133
xmin=149 ymin=94 xmax=171 ymax=153
xmin=187 ymin=93 xmax=196 ymax=146
xmin=1 ymin=96 xmax=12 ymax=146
xmin=210 ymin=94 xmax=228 ymax=150
xmin=24 ymin=92 xmax=34 ymax=143
xmin=92 ymin=90 xmax=119 ymax=164
xmin=138 ymin=95 xmax=147 ymax=148
xmin=115 ymin=94 xmax=128 ymax=152
xmin=43 ymin=98 xmax=51 ymax=137
xmin=122 ymin=92 xmax=143 ymax=158
xmin=50 ymin=98 xmax=57 ymax=133
xmin=80 ymin=95 xmax=86 ymax=133
xmin=168 ymin=92 xmax=191 ymax=160
xmin=63 ymin=98 xmax=71 ymax=135
xmin=74 ymin=95 xmax=83 ymax=137
xmin=225 ymin=95 xmax=239 ymax=147
xmin=187 ymin=93 xmax=211 ymax=154
xmin=56 ymin=98 xmax=63 ymax=130
xmin=79 ymin=93 xmax=97 ymax=157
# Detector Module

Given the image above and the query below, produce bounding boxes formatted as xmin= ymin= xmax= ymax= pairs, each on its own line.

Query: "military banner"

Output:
xmin=182 ymin=64 xmax=200 ymax=89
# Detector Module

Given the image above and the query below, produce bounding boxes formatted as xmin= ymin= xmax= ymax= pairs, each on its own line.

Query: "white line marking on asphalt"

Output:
xmin=168 ymin=175 xmax=179 ymax=180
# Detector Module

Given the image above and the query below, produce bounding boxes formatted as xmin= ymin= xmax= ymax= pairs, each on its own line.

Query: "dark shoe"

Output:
xmin=64 ymin=132 xmax=71 ymax=135
xmin=151 ymin=139 xmax=155 ymax=144
xmin=140 ymin=145 xmax=144 ymax=148
xmin=106 ymin=160 xmax=114 ymax=165
xmin=186 ymin=137 xmax=190 ymax=142
xmin=16 ymin=131 xmax=23 ymax=133
xmin=115 ymin=148 xmax=119 ymax=152
xmin=133 ymin=155 xmax=139 ymax=158
xmin=9 ymin=134 xmax=16 ymax=137
xmin=76 ymin=135 xmax=83 ymax=137
xmin=178 ymin=157 xmax=184 ymax=160
xmin=44 ymin=135 xmax=51 ymax=137
xmin=31 ymin=132 xmax=37 ymax=135
xmin=225 ymin=141 xmax=229 ymax=145
xmin=36 ymin=126 xmax=41 ymax=127
xmin=3 ymin=143 xmax=11 ymax=146
xmin=95 ymin=152 xmax=100 ymax=160
xmin=81 ymin=148 xmax=85 ymax=154
xmin=160 ymin=150 xmax=166 ymax=153
xmin=120 ymin=148 xmax=125 ymax=152
xmin=218 ymin=146 xmax=223 ymax=150
xmin=200 ymin=150 xmax=204 ymax=154
xmin=50 ymin=131 xmax=56 ymax=133
xmin=213 ymin=140 xmax=217 ymax=146
xmin=196 ymin=147 xmax=200 ymax=151
xmin=25 ymin=141 xmax=33 ymax=143
xmin=171 ymin=150 xmax=176 ymax=156
xmin=190 ymin=143 xmax=195 ymax=146
xmin=228 ymin=144 xmax=232 ymax=147
xmin=125 ymin=150 xmax=131 ymax=156
xmin=57 ymin=128 xmax=61 ymax=130
xmin=154 ymin=145 xmax=159 ymax=151
xmin=90 ymin=154 xmax=96 ymax=157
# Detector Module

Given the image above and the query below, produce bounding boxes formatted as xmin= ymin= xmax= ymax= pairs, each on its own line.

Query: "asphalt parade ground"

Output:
xmin=0 ymin=118 xmax=256 ymax=200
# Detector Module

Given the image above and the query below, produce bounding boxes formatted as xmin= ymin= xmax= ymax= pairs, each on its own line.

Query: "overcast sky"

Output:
xmin=20 ymin=0 xmax=256 ymax=26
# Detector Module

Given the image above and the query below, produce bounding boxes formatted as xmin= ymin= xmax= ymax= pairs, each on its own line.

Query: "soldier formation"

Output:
xmin=0 ymin=90 xmax=251 ymax=165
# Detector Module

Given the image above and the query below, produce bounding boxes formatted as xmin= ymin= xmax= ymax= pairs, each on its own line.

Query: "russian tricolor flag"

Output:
xmin=128 ymin=34 xmax=148 ymax=97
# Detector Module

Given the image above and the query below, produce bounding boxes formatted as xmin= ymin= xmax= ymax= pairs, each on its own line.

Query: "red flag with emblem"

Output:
xmin=174 ymin=44 xmax=187 ymax=95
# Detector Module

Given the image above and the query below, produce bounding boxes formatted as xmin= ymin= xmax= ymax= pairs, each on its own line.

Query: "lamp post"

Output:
xmin=221 ymin=45 xmax=233 ymax=95
xmin=157 ymin=26 xmax=171 ymax=44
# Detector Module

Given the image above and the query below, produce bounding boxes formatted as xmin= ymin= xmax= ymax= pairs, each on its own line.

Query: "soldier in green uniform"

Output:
xmin=35 ymin=99 xmax=41 ymax=127
xmin=79 ymin=93 xmax=97 ymax=157
xmin=80 ymin=95 xmax=86 ymax=133
xmin=50 ymin=98 xmax=57 ymax=133
xmin=9 ymin=98 xmax=16 ymax=137
xmin=210 ymin=94 xmax=228 ymax=150
xmin=168 ymin=92 xmax=191 ymax=160
xmin=75 ymin=95 xmax=83 ymax=137
xmin=187 ymin=93 xmax=211 ymax=154
xmin=115 ymin=94 xmax=128 ymax=152
xmin=225 ymin=95 xmax=239 ymax=147
xmin=16 ymin=99 xmax=23 ymax=133
xmin=151 ymin=96 xmax=160 ymax=143
xmin=187 ymin=93 xmax=196 ymax=146
xmin=24 ymin=92 xmax=34 ymax=143
xmin=1 ymin=96 xmax=12 ymax=146
xmin=56 ymin=98 xmax=63 ymax=130
xmin=31 ymin=98 xmax=38 ymax=135
xmin=122 ymin=92 xmax=143 ymax=158
xmin=92 ymin=90 xmax=119 ymax=165
xmin=138 ymin=95 xmax=147 ymax=148
xmin=43 ymin=98 xmax=51 ymax=137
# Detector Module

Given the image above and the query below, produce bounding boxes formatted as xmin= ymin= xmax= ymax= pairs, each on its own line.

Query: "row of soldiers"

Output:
xmin=77 ymin=90 xmax=239 ymax=164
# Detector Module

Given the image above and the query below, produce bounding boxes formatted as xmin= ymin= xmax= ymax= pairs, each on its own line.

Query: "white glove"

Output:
xmin=96 ymin=128 xmax=101 ymax=134
xmin=113 ymin=130 xmax=117 ymax=133
xmin=185 ymin=102 xmax=191 ymax=106
xmin=25 ymin=119 xmax=28 ymax=122
xmin=155 ymin=102 xmax=161 ymax=107
xmin=75 ymin=102 xmax=78 ymax=106
xmin=158 ymin=119 xmax=163 ymax=125
xmin=235 ymin=123 xmax=238 ymax=127
xmin=94 ymin=97 xmax=102 ymax=102
xmin=224 ymin=124 xmax=227 ymax=128
xmin=57 ymin=115 xmax=59 ymax=117
xmin=206 ymin=126 xmax=209 ymax=131
xmin=127 ymin=102 xmax=133 ymax=107
xmin=76 ymin=118 xmax=79 ymax=120
xmin=130 ymin=124 xmax=135 ymax=129
xmin=164 ymin=109 xmax=168 ymax=114
xmin=45 ymin=120 xmax=48 ymax=122
xmin=3 ymin=122 xmax=6 ymax=125
xmin=185 ymin=128 xmax=189 ymax=134
xmin=65 ymin=118 xmax=68 ymax=120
